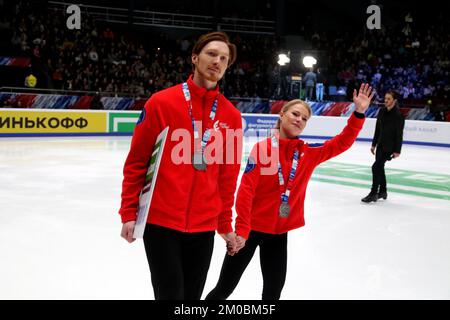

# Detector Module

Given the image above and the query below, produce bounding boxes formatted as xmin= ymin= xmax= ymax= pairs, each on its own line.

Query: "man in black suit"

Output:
xmin=362 ymin=90 xmax=405 ymax=203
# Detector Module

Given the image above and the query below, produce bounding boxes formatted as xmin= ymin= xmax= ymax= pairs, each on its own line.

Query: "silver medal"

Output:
xmin=192 ymin=152 xmax=207 ymax=171
xmin=279 ymin=202 xmax=290 ymax=218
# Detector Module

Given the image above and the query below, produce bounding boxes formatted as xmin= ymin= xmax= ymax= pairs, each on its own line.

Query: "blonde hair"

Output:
xmin=275 ymin=99 xmax=312 ymax=129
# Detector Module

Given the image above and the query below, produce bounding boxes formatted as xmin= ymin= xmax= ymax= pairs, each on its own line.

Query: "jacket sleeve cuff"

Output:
xmin=353 ymin=111 xmax=365 ymax=119
xmin=217 ymin=223 xmax=233 ymax=235
xmin=235 ymin=226 xmax=250 ymax=240
xmin=120 ymin=210 xmax=137 ymax=223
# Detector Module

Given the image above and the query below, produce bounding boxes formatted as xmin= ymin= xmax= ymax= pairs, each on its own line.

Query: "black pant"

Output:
xmin=143 ymin=224 xmax=215 ymax=300
xmin=371 ymin=146 xmax=392 ymax=193
xmin=205 ymin=231 xmax=287 ymax=300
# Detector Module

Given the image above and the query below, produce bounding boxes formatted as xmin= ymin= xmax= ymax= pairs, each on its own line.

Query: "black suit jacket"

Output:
xmin=372 ymin=104 xmax=405 ymax=154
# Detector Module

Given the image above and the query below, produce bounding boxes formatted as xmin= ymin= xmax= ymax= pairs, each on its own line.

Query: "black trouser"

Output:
xmin=143 ymin=224 xmax=215 ymax=300
xmin=371 ymin=146 xmax=392 ymax=193
xmin=205 ymin=231 xmax=287 ymax=300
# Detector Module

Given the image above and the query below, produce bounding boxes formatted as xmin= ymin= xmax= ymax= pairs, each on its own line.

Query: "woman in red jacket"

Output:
xmin=206 ymin=83 xmax=374 ymax=300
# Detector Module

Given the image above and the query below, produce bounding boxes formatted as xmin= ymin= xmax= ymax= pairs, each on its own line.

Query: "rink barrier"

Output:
xmin=1 ymin=109 xmax=449 ymax=147
xmin=2 ymin=92 xmax=445 ymax=120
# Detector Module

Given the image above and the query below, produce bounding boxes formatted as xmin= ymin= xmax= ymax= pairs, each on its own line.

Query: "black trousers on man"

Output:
xmin=371 ymin=146 xmax=392 ymax=193
xmin=205 ymin=231 xmax=287 ymax=300
xmin=143 ymin=224 xmax=215 ymax=300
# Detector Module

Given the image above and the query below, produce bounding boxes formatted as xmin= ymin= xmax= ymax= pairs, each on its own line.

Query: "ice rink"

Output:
xmin=0 ymin=135 xmax=449 ymax=300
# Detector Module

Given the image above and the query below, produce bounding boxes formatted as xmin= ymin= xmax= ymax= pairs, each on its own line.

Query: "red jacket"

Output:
xmin=235 ymin=112 xmax=365 ymax=239
xmin=119 ymin=76 xmax=242 ymax=233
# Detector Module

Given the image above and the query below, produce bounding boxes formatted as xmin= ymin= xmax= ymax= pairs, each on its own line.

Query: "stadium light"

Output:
xmin=278 ymin=53 xmax=290 ymax=66
xmin=302 ymin=56 xmax=317 ymax=68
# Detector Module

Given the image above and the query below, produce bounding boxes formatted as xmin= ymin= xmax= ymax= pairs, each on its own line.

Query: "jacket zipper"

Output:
xmin=185 ymin=169 xmax=197 ymax=232
xmin=185 ymin=94 xmax=210 ymax=232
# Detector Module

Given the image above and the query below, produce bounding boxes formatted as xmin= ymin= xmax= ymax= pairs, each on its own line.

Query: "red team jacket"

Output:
xmin=235 ymin=112 xmax=365 ymax=239
xmin=119 ymin=76 xmax=242 ymax=234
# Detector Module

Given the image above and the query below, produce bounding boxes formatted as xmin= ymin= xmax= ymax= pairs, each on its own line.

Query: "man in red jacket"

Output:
xmin=119 ymin=32 xmax=243 ymax=300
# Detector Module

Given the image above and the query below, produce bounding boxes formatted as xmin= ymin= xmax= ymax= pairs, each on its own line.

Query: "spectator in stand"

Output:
xmin=303 ymin=68 xmax=316 ymax=101
xmin=24 ymin=73 xmax=37 ymax=88
xmin=316 ymin=68 xmax=325 ymax=101
xmin=90 ymin=92 xmax=104 ymax=110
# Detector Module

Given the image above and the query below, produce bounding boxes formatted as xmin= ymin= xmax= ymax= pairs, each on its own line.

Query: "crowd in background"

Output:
xmin=308 ymin=12 xmax=449 ymax=106
xmin=1 ymin=1 xmax=449 ymax=110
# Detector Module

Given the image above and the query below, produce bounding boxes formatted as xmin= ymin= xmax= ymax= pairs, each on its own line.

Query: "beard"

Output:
xmin=198 ymin=66 xmax=223 ymax=83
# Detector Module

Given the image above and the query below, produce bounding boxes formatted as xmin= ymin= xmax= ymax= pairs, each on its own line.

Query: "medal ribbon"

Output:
xmin=182 ymin=82 xmax=218 ymax=155
xmin=271 ymin=135 xmax=300 ymax=205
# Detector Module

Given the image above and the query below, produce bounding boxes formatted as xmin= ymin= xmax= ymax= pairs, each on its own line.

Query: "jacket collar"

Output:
xmin=186 ymin=74 xmax=220 ymax=100
xmin=278 ymin=136 xmax=305 ymax=149
xmin=272 ymin=131 xmax=305 ymax=149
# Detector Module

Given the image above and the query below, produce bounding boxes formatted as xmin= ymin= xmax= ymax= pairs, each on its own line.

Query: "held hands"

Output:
xmin=353 ymin=83 xmax=375 ymax=114
xmin=220 ymin=232 xmax=246 ymax=256
xmin=220 ymin=232 xmax=237 ymax=255
xmin=235 ymin=235 xmax=246 ymax=253
xmin=121 ymin=220 xmax=136 ymax=243
xmin=227 ymin=235 xmax=246 ymax=256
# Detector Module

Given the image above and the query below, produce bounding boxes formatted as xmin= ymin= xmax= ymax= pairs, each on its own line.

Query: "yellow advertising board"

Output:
xmin=0 ymin=109 xmax=107 ymax=134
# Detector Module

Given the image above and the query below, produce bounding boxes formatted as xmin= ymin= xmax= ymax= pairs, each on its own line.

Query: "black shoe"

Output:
xmin=361 ymin=192 xmax=378 ymax=203
xmin=377 ymin=191 xmax=387 ymax=200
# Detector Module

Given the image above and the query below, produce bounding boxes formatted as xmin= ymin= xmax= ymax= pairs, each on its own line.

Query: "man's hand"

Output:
xmin=235 ymin=235 xmax=246 ymax=253
xmin=121 ymin=221 xmax=136 ymax=243
xmin=353 ymin=83 xmax=375 ymax=114
xmin=392 ymin=152 xmax=400 ymax=159
xmin=220 ymin=232 xmax=237 ymax=256
xmin=371 ymin=146 xmax=376 ymax=155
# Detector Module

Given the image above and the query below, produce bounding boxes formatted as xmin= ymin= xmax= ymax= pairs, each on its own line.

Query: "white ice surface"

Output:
xmin=0 ymin=136 xmax=449 ymax=299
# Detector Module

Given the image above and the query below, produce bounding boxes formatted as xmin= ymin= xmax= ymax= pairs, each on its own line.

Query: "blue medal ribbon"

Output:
xmin=182 ymin=82 xmax=218 ymax=158
xmin=271 ymin=135 xmax=300 ymax=206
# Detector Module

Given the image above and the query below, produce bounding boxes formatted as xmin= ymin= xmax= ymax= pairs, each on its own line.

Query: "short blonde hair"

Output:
xmin=275 ymin=99 xmax=312 ymax=129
